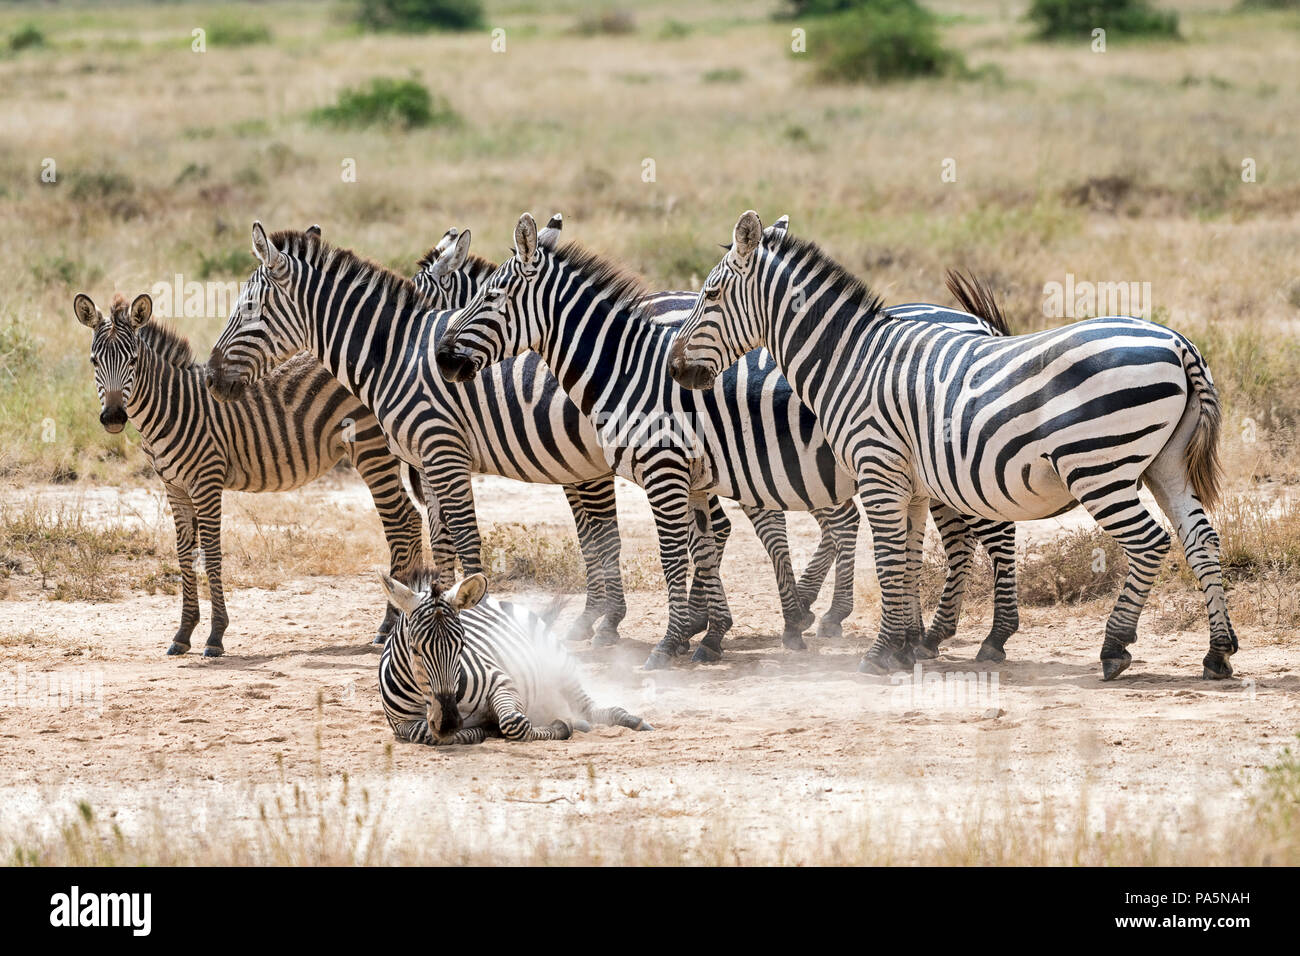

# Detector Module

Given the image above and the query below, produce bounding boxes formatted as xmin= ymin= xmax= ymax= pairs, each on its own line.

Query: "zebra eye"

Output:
xmin=704 ymin=286 xmax=721 ymax=300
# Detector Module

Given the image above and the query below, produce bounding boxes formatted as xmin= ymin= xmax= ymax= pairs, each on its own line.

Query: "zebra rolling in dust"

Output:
xmin=377 ymin=569 xmax=653 ymax=745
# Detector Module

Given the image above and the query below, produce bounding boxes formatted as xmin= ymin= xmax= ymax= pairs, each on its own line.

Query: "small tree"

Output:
xmin=805 ymin=2 xmax=964 ymax=84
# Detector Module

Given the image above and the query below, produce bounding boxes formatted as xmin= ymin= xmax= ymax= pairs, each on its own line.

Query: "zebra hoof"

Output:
xmin=592 ymin=630 xmax=621 ymax=648
xmin=816 ymin=617 xmax=843 ymax=639
xmin=691 ymin=644 xmax=723 ymax=664
xmin=565 ymin=620 xmax=596 ymax=643
xmin=550 ymin=719 xmax=574 ymax=740
xmin=796 ymin=609 xmax=815 ymax=632
xmin=571 ymin=719 xmax=592 ymax=733
xmin=643 ymin=650 xmax=673 ymax=670
xmin=782 ymin=630 xmax=808 ymax=651
xmin=672 ymin=640 xmax=692 ymax=656
xmin=202 ymin=645 xmax=225 ymax=659
xmin=372 ymin=631 xmax=388 ymax=645
xmin=911 ymin=641 xmax=939 ymax=661
xmin=166 ymin=642 xmax=190 ymax=656
xmin=975 ymin=641 xmax=1006 ymax=663
xmin=894 ymin=643 xmax=916 ymax=668
xmin=634 ymin=719 xmax=655 ymax=732
xmin=1202 ymin=654 xmax=1233 ymax=680
xmin=1100 ymin=651 xmax=1131 ymax=681
xmin=857 ymin=655 xmax=892 ymax=676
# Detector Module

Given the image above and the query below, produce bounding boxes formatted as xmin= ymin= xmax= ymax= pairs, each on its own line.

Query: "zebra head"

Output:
xmin=378 ymin=570 xmax=489 ymax=740
xmin=74 ymin=292 xmax=152 ymax=434
xmin=412 ymin=228 xmax=475 ymax=309
xmin=435 ymin=212 xmax=563 ymax=383
xmin=669 ymin=210 xmax=788 ymax=390
xmin=206 ymin=221 xmax=317 ymax=402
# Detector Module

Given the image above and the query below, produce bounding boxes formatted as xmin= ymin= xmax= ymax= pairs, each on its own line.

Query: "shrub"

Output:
xmin=354 ymin=0 xmax=484 ymax=32
xmin=1027 ymin=0 xmax=1180 ymax=40
xmin=207 ymin=19 xmax=272 ymax=47
xmin=9 ymin=24 xmax=45 ymax=52
xmin=805 ymin=2 xmax=964 ymax=84
xmin=310 ymin=78 xmax=457 ymax=131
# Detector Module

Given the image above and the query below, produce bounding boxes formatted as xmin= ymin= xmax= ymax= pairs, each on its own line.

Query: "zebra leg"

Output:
xmin=490 ymin=686 xmax=573 ymax=742
xmin=563 ymin=675 xmax=655 ymax=731
xmin=430 ymin=725 xmax=493 ymax=746
xmin=682 ymin=497 xmax=731 ymax=645
xmin=689 ymin=492 xmax=734 ymax=663
xmin=164 ymin=484 xmax=200 ymax=656
xmin=562 ymin=482 xmax=605 ymax=643
xmin=901 ymin=497 xmax=928 ymax=663
xmin=425 ymin=453 xmax=484 ymax=582
xmin=1144 ymin=477 xmax=1238 ymax=679
xmin=1071 ymin=483 xmax=1171 ymax=681
xmin=643 ymin=478 xmax=699 ymax=669
xmin=857 ymin=480 xmax=916 ymax=675
xmin=741 ymin=505 xmax=813 ymax=650
xmin=969 ymin=518 xmax=1020 ymax=663
xmin=563 ymin=477 xmax=627 ymax=646
xmin=812 ymin=501 xmax=859 ymax=639
xmin=353 ymin=447 xmax=425 ymax=644
xmin=922 ymin=502 xmax=971 ymax=656
xmin=797 ymin=527 xmax=836 ymax=610
xmin=194 ymin=485 xmax=228 ymax=657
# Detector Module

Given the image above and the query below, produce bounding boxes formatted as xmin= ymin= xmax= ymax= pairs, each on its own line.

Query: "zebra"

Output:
xmin=410 ymin=217 xmax=869 ymax=649
xmin=434 ymin=213 xmax=1020 ymax=669
xmin=73 ymin=289 xmax=425 ymax=656
xmin=377 ymin=568 xmax=652 ymax=745
xmin=669 ymin=210 xmax=1234 ymax=681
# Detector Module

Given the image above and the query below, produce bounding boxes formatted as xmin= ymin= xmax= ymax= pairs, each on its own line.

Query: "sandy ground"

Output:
xmin=1 ymin=474 xmax=1297 ymax=862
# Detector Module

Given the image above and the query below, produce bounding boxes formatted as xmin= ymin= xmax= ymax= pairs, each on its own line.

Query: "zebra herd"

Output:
xmin=74 ymin=208 xmax=1237 ymax=745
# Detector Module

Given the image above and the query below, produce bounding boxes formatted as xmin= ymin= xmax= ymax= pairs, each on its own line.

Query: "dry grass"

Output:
xmin=9 ymin=732 xmax=1300 ymax=866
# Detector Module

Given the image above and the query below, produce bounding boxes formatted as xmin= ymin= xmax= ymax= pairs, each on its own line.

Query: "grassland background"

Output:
xmin=1 ymin=0 xmax=1299 ymax=484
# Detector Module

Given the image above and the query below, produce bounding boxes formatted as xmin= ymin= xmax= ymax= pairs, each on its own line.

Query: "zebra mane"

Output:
xmin=109 ymin=293 xmax=195 ymax=368
xmin=548 ymin=240 xmax=653 ymax=323
xmin=771 ymin=232 xmax=887 ymax=325
xmin=270 ymin=229 xmax=424 ymax=308
xmin=137 ymin=320 xmax=197 ymax=368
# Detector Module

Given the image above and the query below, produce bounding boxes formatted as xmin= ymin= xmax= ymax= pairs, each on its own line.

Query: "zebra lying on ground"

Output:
xmin=73 ymin=290 xmax=425 ymax=656
xmin=671 ymin=210 xmax=1234 ymax=681
xmin=435 ymin=213 xmax=1020 ymax=669
xmin=377 ymin=568 xmax=652 ymax=745
xmin=411 ymin=217 xmax=861 ymax=648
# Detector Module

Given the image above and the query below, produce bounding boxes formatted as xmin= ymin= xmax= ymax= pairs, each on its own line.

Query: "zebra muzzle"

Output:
xmin=204 ymin=362 xmax=247 ymax=402
xmin=434 ymin=343 xmax=479 ymax=383
xmin=668 ymin=355 xmax=716 ymax=391
xmin=429 ymin=692 xmax=462 ymax=737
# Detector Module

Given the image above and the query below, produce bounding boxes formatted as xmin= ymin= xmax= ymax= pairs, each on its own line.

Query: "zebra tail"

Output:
xmin=1180 ymin=339 xmax=1223 ymax=514
xmin=944 ymin=269 xmax=1011 ymax=336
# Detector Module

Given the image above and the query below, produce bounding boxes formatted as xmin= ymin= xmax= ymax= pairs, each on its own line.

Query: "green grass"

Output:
xmin=309 ymin=77 xmax=458 ymax=130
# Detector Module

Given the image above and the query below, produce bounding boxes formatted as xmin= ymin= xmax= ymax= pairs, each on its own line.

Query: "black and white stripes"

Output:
xmin=671 ymin=210 xmax=1234 ymax=681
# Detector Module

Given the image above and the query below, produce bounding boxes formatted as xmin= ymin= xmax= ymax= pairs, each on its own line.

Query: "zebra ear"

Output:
xmin=763 ymin=214 xmax=789 ymax=249
xmin=732 ymin=210 xmax=763 ymax=261
xmin=378 ymin=571 xmax=422 ymax=616
xmin=446 ymin=572 xmax=488 ymax=612
xmin=305 ymin=224 xmax=321 ymax=238
xmin=514 ymin=213 xmax=539 ymax=267
xmin=251 ymin=221 xmax=288 ymax=280
xmin=537 ymin=212 xmax=563 ymax=251
xmin=444 ymin=228 xmax=472 ymax=273
xmin=73 ymin=293 xmax=102 ymax=330
xmin=128 ymin=294 xmax=153 ymax=329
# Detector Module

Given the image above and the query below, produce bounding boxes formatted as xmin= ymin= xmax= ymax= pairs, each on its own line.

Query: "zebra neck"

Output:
xmin=535 ymin=285 xmax=665 ymax=420
xmin=768 ymin=286 xmax=888 ymax=424
xmin=126 ymin=345 xmax=195 ymax=438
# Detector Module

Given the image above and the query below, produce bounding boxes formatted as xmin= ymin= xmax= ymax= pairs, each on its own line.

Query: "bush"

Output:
xmin=310 ymin=78 xmax=457 ymax=131
xmin=9 ymin=24 xmax=44 ymax=52
xmin=805 ymin=2 xmax=964 ymax=84
xmin=775 ymin=0 xmax=880 ymax=16
xmin=354 ymin=0 xmax=484 ymax=32
xmin=1027 ymin=0 xmax=1180 ymax=40
xmin=207 ymin=19 xmax=272 ymax=47
xmin=574 ymin=9 xmax=636 ymax=35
